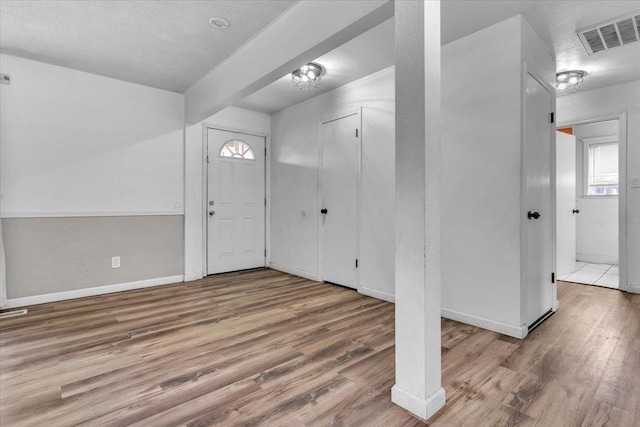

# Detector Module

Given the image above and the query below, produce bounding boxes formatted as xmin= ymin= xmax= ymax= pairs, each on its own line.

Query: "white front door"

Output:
xmin=207 ymin=129 xmax=265 ymax=274
xmin=556 ymin=131 xmax=577 ymax=275
xmin=321 ymin=113 xmax=360 ymax=289
xmin=524 ymin=72 xmax=554 ymax=327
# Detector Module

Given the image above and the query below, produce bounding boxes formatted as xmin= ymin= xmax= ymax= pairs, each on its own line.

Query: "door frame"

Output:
xmin=520 ymin=62 xmax=558 ymax=331
xmin=555 ymin=112 xmax=628 ymax=293
xmin=318 ymin=108 xmax=362 ymax=289
xmin=201 ymin=124 xmax=269 ymax=277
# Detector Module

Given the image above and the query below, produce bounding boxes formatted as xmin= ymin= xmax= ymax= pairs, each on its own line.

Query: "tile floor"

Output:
xmin=558 ymin=262 xmax=619 ymax=289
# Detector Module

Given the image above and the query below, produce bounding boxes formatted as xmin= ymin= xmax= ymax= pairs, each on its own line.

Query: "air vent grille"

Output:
xmin=577 ymin=12 xmax=640 ymax=55
xmin=618 ymin=18 xmax=637 ymax=44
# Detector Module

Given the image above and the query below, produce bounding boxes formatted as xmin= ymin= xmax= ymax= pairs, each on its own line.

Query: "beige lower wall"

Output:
xmin=2 ymin=215 xmax=184 ymax=299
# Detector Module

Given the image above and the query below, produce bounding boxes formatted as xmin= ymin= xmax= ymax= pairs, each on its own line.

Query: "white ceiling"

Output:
xmin=0 ymin=0 xmax=297 ymax=92
xmin=444 ymin=0 xmax=640 ymax=93
xmin=236 ymin=1 xmax=640 ymax=113
xmin=235 ymin=18 xmax=395 ymax=114
xmin=1 ymin=0 xmax=638 ymax=109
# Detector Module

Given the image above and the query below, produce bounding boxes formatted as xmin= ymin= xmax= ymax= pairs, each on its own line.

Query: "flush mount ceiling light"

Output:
xmin=291 ymin=63 xmax=324 ymax=90
xmin=556 ymin=70 xmax=585 ymax=96
xmin=209 ymin=17 xmax=229 ymax=29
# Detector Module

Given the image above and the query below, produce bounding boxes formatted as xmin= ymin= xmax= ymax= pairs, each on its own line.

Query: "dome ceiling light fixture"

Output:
xmin=291 ymin=62 xmax=324 ymax=90
xmin=556 ymin=70 xmax=585 ymax=96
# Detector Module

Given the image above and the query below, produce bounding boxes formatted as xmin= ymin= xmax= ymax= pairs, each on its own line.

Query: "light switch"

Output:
xmin=631 ymin=177 xmax=640 ymax=188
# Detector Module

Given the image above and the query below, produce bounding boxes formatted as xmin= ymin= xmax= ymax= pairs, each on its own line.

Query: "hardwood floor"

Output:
xmin=1 ymin=269 xmax=638 ymax=426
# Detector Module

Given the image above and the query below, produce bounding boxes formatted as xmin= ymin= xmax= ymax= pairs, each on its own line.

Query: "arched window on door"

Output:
xmin=219 ymin=140 xmax=255 ymax=160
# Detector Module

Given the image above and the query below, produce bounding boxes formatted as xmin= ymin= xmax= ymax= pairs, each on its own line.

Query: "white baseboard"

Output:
xmin=391 ymin=385 xmax=446 ymax=421
xmin=184 ymin=272 xmax=204 ymax=282
xmin=576 ymin=254 xmax=618 ymax=265
xmin=268 ymin=262 xmax=319 ymax=282
xmin=4 ymin=275 xmax=184 ymax=309
xmin=359 ymin=286 xmax=395 ymax=303
xmin=442 ymin=307 xmax=527 ymax=339
xmin=628 ymin=284 xmax=640 ymax=294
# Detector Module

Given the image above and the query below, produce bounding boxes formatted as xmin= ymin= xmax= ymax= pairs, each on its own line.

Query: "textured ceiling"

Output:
xmin=1 ymin=0 xmax=637 ymax=102
xmin=235 ymin=18 xmax=395 ymax=114
xmin=237 ymin=1 xmax=640 ymax=113
xmin=0 ymin=0 xmax=297 ymax=92
xmin=441 ymin=0 xmax=640 ymax=93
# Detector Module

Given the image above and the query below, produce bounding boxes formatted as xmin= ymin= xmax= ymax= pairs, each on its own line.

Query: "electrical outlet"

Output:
xmin=112 ymin=256 xmax=120 ymax=268
xmin=631 ymin=177 xmax=640 ymax=188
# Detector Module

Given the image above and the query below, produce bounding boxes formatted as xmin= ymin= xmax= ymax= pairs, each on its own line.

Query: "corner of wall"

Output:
xmin=520 ymin=15 xmax=555 ymax=87
xmin=442 ymin=307 xmax=528 ymax=339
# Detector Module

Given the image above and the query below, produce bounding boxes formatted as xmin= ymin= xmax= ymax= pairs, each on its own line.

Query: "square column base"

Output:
xmin=391 ymin=385 xmax=446 ymax=421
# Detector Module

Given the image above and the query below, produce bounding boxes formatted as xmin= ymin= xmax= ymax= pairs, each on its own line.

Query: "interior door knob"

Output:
xmin=321 ymin=208 xmax=328 ymax=214
xmin=527 ymin=211 xmax=540 ymax=220
xmin=572 ymin=209 xmax=580 ymax=214
xmin=209 ymin=210 xmax=215 ymax=216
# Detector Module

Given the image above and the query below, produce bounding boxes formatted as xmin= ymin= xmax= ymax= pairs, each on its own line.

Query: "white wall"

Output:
xmin=575 ymin=198 xmax=618 ymax=264
xmin=441 ymin=16 xmax=555 ymax=337
xmin=270 ymin=67 xmax=395 ymax=301
xmin=184 ymin=107 xmax=271 ymax=281
xmin=573 ymin=120 xmax=619 ymax=264
xmin=0 ymin=54 xmax=185 ymax=217
xmin=0 ymin=54 xmax=186 ymax=304
xmin=557 ymin=79 xmax=640 ymax=293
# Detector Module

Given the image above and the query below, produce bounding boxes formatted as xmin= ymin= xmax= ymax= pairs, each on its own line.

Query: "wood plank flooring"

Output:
xmin=1 ymin=269 xmax=638 ymax=426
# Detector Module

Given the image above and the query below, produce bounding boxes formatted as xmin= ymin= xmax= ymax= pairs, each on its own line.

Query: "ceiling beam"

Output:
xmin=184 ymin=0 xmax=393 ymax=124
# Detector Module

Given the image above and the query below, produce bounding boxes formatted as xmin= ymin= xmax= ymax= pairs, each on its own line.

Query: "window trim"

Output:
xmin=581 ymin=134 xmax=619 ymax=198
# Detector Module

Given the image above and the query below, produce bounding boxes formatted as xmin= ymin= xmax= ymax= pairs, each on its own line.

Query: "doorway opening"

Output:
xmin=555 ymin=116 xmax=624 ymax=290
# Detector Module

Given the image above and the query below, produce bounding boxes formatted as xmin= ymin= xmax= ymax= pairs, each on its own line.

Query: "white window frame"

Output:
xmin=581 ymin=135 xmax=619 ymax=198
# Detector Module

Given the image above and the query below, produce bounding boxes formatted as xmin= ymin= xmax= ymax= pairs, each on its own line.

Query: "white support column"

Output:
xmin=391 ymin=0 xmax=445 ymax=421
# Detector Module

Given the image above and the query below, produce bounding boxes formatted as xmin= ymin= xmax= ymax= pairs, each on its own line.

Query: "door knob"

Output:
xmin=527 ymin=211 xmax=540 ymax=220
xmin=572 ymin=209 xmax=580 ymax=214
xmin=209 ymin=210 xmax=215 ymax=216
xmin=321 ymin=208 xmax=328 ymax=214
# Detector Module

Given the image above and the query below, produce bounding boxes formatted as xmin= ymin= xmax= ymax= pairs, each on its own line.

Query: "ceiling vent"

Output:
xmin=577 ymin=12 xmax=640 ymax=55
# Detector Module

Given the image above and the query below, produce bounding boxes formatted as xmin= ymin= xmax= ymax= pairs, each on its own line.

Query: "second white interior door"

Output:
xmin=321 ymin=113 xmax=360 ymax=289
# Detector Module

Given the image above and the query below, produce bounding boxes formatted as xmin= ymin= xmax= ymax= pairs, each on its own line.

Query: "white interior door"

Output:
xmin=524 ymin=72 xmax=554 ymax=327
xmin=321 ymin=113 xmax=359 ymax=289
xmin=556 ymin=131 xmax=577 ymax=275
xmin=207 ymin=129 xmax=265 ymax=274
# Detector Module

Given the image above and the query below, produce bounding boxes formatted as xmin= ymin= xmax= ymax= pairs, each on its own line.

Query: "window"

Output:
xmin=586 ymin=140 xmax=618 ymax=196
xmin=219 ymin=140 xmax=255 ymax=160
